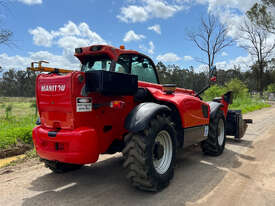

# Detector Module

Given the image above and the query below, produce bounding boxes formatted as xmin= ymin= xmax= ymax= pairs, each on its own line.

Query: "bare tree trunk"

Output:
xmin=239 ymin=18 xmax=275 ymax=95
xmin=187 ymin=14 xmax=233 ymax=75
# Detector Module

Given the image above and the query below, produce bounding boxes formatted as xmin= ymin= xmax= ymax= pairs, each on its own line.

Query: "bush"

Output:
xmin=0 ymin=116 xmax=35 ymax=149
xmin=203 ymin=85 xmax=227 ymax=101
xmin=203 ymin=79 xmax=249 ymax=101
xmin=229 ymin=95 xmax=270 ymax=113
xmin=225 ymin=79 xmax=249 ymax=98
xmin=0 ymin=126 xmax=33 ymax=149
xmin=202 ymin=79 xmax=270 ymax=114
xmin=266 ymin=83 xmax=275 ymax=93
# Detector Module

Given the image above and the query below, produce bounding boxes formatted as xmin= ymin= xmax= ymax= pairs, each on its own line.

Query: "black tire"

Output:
xmin=43 ymin=159 xmax=83 ymax=173
xmin=122 ymin=113 xmax=176 ymax=192
xmin=201 ymin=110 xmax=226 ymax=156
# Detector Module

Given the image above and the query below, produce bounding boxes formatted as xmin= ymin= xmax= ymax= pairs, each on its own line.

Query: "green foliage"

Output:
xmin=24 ymin=148 xmax=37 ymax=159
xmin=225 ymin=79 xmax=249 ymax=98
xmin=247 ymin=0 xmax=275 ymax=34
xmin=203 ymin=79 xmax=270 ymax=113
xmin=30 ymin=100 xmax=38 ymax=116
xmin=203 ymin=85 xmax=227 ymax=101
xmin=5 ymin=104 xmax=12 ymax=119
xmin=0 ymin=116 xmax=35 ymax=149
xmin=0 ymin=69 xmax=37 ymax=97
xmin=0 ymin=98 xmax=36 ymax=149
xmin=266 ymin=83 xmax=275 ymax=92
xmin=230 ymin=96 xmax=270 ymax=114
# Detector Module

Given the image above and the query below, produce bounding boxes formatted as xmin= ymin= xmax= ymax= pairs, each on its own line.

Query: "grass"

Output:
xmin=0 ymin=97 xmax=36 ymax=149
xmin=229 ymin=96 xmax=271 ymax=114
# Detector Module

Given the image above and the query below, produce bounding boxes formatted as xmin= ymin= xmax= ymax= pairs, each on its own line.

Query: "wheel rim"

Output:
xmin=153 ymin=130 xmax=173 ymax=175
xmin=217 ymin=119 xmax=225 ymax=146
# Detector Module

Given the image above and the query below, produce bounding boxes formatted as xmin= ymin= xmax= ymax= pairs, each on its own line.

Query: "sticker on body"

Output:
xmin=204 ymin=125 xmax=209 ymax=137
xmin=76 ymin=97 xmax=92 ymax=112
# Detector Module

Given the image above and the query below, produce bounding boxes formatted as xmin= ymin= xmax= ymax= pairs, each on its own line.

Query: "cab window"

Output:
xmin=115 ymin=54 xmax=131 ymax=74
xmin=81 ymin=55 xmax=112 ymax=72
xmin=131 ymin=55 xmax=158 ymax=83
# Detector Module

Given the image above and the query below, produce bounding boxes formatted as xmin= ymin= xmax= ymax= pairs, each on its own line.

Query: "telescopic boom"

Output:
xmin=27 ymin=61 xmax=74 ymax=73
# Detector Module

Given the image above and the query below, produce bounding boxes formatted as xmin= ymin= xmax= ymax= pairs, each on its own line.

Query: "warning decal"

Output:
xmin=76 ymin=97 xmax=92 ymax=112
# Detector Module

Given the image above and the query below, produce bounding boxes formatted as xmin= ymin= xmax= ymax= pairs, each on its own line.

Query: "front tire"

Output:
xmin=201 ymin=110 xmax=226 ymax=156
xmin=123 ymin=114 xmax=176 ymax=192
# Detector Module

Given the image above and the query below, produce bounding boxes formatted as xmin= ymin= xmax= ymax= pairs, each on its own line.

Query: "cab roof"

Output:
xmin=74 ymin=45 xmax=143 ymax=63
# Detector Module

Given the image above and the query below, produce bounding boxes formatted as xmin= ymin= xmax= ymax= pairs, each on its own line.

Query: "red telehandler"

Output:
xmin=29 ymin=45 xmax=252 ymax=191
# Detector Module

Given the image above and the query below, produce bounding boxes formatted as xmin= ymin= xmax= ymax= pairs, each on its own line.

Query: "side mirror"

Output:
xmin=210 ymin=65 xmax=217 ymax=82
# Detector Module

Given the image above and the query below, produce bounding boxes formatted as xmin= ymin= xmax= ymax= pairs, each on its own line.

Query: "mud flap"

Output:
xmin=225 ymin=110 xmax=253 ymax=140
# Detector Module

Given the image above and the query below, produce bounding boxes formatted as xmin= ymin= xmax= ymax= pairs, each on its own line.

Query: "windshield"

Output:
xmin=81 ymin=55 xmax=113 ymax=72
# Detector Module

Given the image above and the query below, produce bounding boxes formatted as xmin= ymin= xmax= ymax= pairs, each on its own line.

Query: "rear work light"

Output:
xmin=75 ymin=48 xmax=83 ymax=54
xmin=90 ymin=45 xmax=102 ymax=51
xmin=110 ymin=100 xmax=125 ymax=109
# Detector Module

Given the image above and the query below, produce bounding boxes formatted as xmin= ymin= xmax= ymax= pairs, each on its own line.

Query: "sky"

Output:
xmin=0 ymin=0 xmax=273 ymax=72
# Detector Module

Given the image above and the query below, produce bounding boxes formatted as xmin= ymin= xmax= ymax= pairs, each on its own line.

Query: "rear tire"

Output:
xmin=43 ymin=159 xmax=83 ymax=173
xmin=123 ymin=114 xmax=176 ymax=192
xmin=201 ymin=110 xmax=226 ymax=156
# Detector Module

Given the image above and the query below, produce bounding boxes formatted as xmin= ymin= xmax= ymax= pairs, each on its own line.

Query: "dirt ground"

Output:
xmin=1 ymin=106 xmax=275 ymax=206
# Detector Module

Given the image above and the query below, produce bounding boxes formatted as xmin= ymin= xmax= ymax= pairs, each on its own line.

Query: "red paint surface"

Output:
xmin=33 ymin=45 xmax=230 ymax=165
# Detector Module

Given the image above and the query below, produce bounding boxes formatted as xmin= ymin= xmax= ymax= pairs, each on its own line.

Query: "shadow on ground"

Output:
xmin=22 ymin=136 xmax=256 ymax=206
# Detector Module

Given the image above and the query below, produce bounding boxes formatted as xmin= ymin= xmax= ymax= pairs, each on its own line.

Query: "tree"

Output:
xmin=0 ymin=69 xmax=37 ymax=97
xmin=187 ymin=14 xmax=234 ymax=74
xmin=238 ymin=19 xmax=275 ymax=95
xmin=247 ymin=0 xmax=275 ymax=34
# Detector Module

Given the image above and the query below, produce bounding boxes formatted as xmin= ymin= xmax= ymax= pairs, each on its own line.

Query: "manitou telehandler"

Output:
xmin=29 ymin=45 xmax=252 ymax=191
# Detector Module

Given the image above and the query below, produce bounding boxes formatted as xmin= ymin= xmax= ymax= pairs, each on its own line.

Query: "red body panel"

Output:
xmin=33 ymin=45 xmax=229 ymax=165
xmin=35 ymin=71 xmax=137 ymax=163
xmin=33 ymin=126 xmax=99 ymax=164
xmin=138 ymin=81 xmax=209 ymax=128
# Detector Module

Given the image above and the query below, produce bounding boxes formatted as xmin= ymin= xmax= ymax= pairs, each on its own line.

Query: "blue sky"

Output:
xmin=0 ymin=0 xmax=265 ymax=71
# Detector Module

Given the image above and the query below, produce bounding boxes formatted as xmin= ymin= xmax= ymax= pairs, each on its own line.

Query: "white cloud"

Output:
xmin=0 ymin=51 xmax=79 ymax=70
xmin=3 ymin=21 xmax=106 ymax=70
xmin=196 ymin=54 xmax=253 ymax=72
xmin=203 ymin=0 xmax=257 ymax=13
xmin=148 ymin=41 xmax=155 ymax=54
xmin=139 ymin=41 xmax=155 ymax=54
xmin=123 ymin=30 xmax=146 ymax=42
xmin=28 ymin=21 xmax=106 ymax=64
xmin=29 ymin=21 xmax=106 ymax=48
xmin=29 ymin=27 xmax=53 ymax=47
xmin=228 ymin=55 xmax=253 ymax=71
xmin=183 ymin=55 xmax=194 ymax=61
xmin=57 ymin=36 xmax=91 ymax=63
xmin=0 ymin=53 xmax=31 ymax=69
xmin=78 ymin=23 xmax=106 ymax=44
xmin=55 ymin=21 xmax=81 ymax=37
xmin=117 ymin=0 xmax=185 ymax=23
xmin=29 ymin=51 xmax=79 ymax=69
xmin=148 ymin=24 xmax=161 ymax=34
xmin=146 ymin=0 xmax=183 ymax=19
xmin=157 ymin=52 xmax=181 ymax=62
xmin=209 ymin=55 xmax=253 ymax=71
xmin=17 ymin=0 xmax=42 ymax=5
xmin=117 ymin=5 xmax=149 ymax=23
xmin=192 ymin=0 xmax=257 ymax=40
xmin=221 ymin=51 xmax=228 ymax=56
